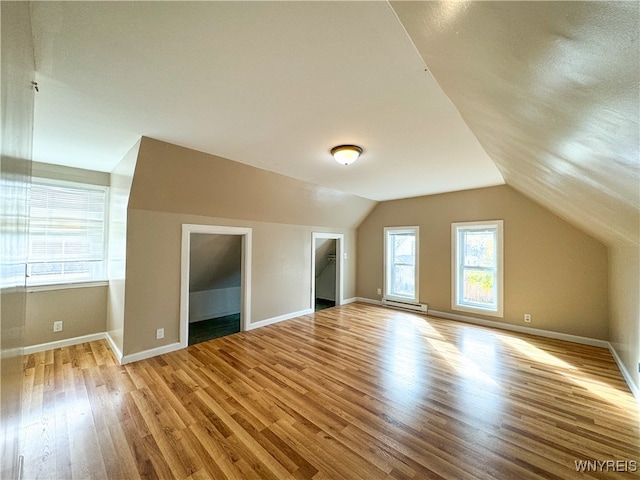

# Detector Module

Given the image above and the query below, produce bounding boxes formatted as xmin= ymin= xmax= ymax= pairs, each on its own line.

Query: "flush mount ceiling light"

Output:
xmin=331 ymin=144 xmax=363 ymax=166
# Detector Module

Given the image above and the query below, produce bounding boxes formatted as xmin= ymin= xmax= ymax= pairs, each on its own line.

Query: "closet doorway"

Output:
xmin=180 ymin=225 xmax=252 ymax=349
xmin=311 ymin=233 xmax=344 ymax=311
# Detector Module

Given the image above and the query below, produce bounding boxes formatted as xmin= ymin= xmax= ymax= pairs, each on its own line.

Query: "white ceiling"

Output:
xmin=30 ymin=1 xmax=503 ymax=202
xmin=30 ymin=1 xmax=638 ymax=246
xmin=391 ymin=1 xmax=639 ymax=246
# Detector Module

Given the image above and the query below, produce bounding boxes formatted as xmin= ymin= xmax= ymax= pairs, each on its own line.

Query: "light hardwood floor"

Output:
xmin=21 ymin=303 xmax=639 ymax=479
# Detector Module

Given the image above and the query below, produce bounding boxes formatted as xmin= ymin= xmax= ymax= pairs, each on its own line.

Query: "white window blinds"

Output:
xmin=28 ymin=180 xmax=108 ymax=286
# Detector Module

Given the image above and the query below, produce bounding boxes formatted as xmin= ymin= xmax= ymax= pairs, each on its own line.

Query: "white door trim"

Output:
xmin=180 ymin=224 xmax=252 ymax=348
xmin=311 ymin=232 xmax=344 ymax=309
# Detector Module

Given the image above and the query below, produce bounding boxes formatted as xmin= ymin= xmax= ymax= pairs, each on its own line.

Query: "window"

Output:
xmin=452 ymin=220 xmax=503 ymax=317
xmin=384 ymin=226 xmax=419 ymax=303
xmin=27 ymin=179 xmax=108 ymax=286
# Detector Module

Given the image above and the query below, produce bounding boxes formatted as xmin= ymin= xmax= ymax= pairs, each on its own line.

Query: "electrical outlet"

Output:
xmin=53 ymin=321 xmax=63 ymax=332
xmin=524 ymin=314 xmax=532 ymax=323
xmin=156 ymin=328 xmax=164 ymax=340
xmin=377 ymin=288 xmax=382 ymax=295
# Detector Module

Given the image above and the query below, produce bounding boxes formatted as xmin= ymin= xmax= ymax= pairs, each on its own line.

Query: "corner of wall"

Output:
xmin=608 ymin=240 xmax=640 ymax=400
xmin=106 ymin=138 xmax=141 ymax=355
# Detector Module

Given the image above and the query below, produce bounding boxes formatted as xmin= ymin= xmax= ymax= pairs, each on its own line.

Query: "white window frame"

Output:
xmin=451 ymin=220 xmax=503 ymax=317
xmin=384 ymin=226 xmax=419 ymax=304
xmin=27 ymin=177 xmax=109 ymax=288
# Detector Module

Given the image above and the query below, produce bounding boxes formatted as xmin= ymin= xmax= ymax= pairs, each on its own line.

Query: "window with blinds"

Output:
xmin=28 ymin=179 xmax=108 ymax=286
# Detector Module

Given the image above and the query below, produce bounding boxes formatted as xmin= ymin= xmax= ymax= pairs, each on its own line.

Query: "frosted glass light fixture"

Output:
xmin=331 ymin=145 xmax=363 ymax=165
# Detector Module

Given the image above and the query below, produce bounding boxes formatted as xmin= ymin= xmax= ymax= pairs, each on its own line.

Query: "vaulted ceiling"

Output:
xmin=392 ymin=1 xmax=639 ymax=247
xmin=30 ymin=1 xmax=638 ymax=246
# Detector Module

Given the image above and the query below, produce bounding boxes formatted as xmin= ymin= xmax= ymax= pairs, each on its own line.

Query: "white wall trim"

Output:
xmin=428 ymin=309 xmax=609 ymax=348
xmin=608 ymin=343 xmax=640 ymax=403
xmin=180 ymin=224 xmax=252 ymax=350
xmin=355 ymin=297 xmax=382 ymax=306
xmin=342 ymin=297 xmax=357 ymax=305
xmin=311 ymin=232 xmax=344 ymax=309
xmin=24 ymin=332 xmax=107 ymax=355
xmin=451 ymin=220 xmax=504 ymax=318
xmin=246 ymin=308 xmax=313 ymax=331
xmin=105 ymin=332 xmax=123 ymax=363
xmin=120 ymin=342 xmax=182 ymax=365
xmin=27 ymin=280 xmax=109 ymax=293
xmin=355 ymin=298 xmax=610 ymax=348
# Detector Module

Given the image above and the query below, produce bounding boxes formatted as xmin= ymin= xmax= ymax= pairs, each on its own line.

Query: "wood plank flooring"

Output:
xmin=21 ymin=303 xmax=639 ymax=479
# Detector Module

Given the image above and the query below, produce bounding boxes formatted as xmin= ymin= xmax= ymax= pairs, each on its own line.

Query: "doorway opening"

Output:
xmin=180 ymin=225 xmax=252 ymax=348
xmin=311 ymin=233 xmax=344 ymax=312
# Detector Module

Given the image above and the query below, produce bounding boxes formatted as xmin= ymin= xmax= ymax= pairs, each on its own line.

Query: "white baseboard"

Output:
xmin=120 ymin=342 xmax=182 ymax=365
xmin=356 ymin=299 xmax=638 ymax=402
xmin=428 ymin=309 xmax=610 ymax=348
xmin=122 ymin=306 xmax=317 ymax=363
xmin=26 ymin=302 xmax=637 ymax=405
xmin=355 ymin=297 xmax=382 ymax=306
xmin=246 ymin=308 xmax=313 ymax=331
xmin=608 ymin=343 xmax=640 ymax=403
xmin=356 ymin=298 xmax=609 ymax=348
xmin=26 ymin=307 xmax=314 ymax=363
xmin=105 ymin=332 xmax=123 ymax=363
xmin=24 ymin=333 xmax=107 ymax=355
xmin=428 ymin=309 xmax=639 ymax=403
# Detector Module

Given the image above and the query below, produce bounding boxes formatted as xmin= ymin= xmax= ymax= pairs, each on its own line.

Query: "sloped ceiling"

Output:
xmin=189 ymin=234 xmax=241 ymax=293
xmin=390 ymin=1 xmax=639 ymax=246
xmin=29 ymin=2 xmax=638 ymax=246
xmin=29 ymin=1 xmax=503 ymax=202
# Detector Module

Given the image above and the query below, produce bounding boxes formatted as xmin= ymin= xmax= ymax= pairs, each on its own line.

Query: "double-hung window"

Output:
xmin=27 ymin=179 xmax=108 ymax=287
xmin=452 ymin=220 xmax=503 ymax=317
xmin=384 ymin=226 xmax=419 ymax=304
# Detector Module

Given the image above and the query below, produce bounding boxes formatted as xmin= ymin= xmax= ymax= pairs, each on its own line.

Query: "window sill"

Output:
xmin=453 ymin=303 xmax=503 ymax=318
xmin=27 ymin=280 xmax=109 ymax=293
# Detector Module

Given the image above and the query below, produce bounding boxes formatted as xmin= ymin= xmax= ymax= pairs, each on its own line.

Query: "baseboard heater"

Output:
xmin=382 ymin=299 xmax=428 ymax=313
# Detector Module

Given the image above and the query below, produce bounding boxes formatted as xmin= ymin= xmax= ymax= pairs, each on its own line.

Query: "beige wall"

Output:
xmin=357 ymin=185 xmax=609 ymax=340
xmin=121 ymin=137 xmax=372 ymax=356
xmin=32 ymin=161 xmax=109 ymax=186
xmin=123 ymin=209 xmax=357 ymax=354
xmin=130 ymin=137 xmax=376 ymax=228
xmin=609 ymin=242 xmax=639 ymax=394
xmin=24 ymin=163 xmax=112 ymax=348
xmin=25 ymin=286 xmax=107 ymax=346
xmin=106 ymin=139 xmax=140 ymax=355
